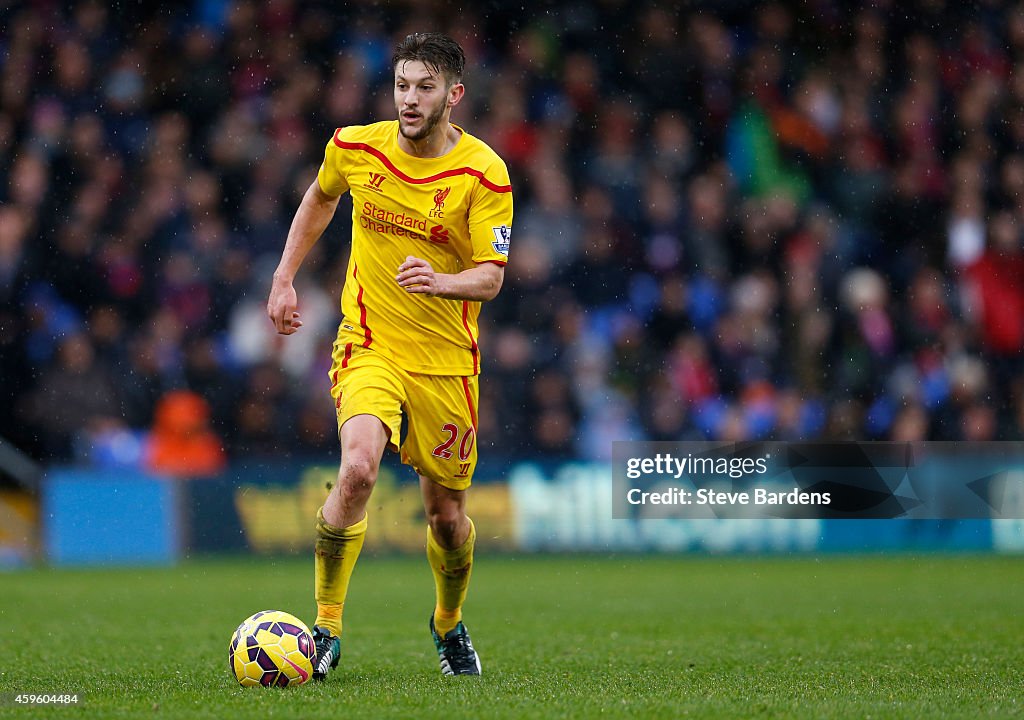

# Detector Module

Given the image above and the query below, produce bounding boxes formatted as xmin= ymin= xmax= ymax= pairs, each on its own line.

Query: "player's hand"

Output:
xmin=267 ymin=281 xmax=304 ymax=334
xmin=396 ymin=256 xmax=444 ymax=297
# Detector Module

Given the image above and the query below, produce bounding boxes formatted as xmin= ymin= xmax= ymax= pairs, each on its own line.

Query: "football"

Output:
xmin=228 ymin=610 xmax=316 ymax=687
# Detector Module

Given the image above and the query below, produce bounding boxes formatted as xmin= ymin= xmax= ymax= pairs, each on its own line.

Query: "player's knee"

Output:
xmin=426 ymin=507 xmax=464 ymax=546
xmin=338 ymin=454 xmax=378 ymax=497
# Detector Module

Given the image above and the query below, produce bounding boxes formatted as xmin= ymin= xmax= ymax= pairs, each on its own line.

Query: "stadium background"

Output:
xmin=3 ymin=0 xmax=1024 ymax=564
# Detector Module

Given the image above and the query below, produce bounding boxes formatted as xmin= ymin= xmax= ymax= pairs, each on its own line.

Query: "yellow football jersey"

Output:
xmin=317 ymin=121 xmax=512 ymax=376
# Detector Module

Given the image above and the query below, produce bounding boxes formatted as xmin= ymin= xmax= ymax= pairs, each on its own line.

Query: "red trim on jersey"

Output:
xmin=483 ymin=259 xmax=507 ymax=266
xmin=353 ymin=264 xmax=373 ymax=348
xmin=332 ymin=129 xmax=512 ymax=194
xmin=460 ymin=301 xmax=479 ymax=375
xmin=340 ymin=342 xmax=353 ymax=369
xmin=461 ymin=376 xmax=478 ymax=430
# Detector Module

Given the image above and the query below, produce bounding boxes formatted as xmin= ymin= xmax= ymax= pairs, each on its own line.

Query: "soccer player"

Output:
xmin=266 ymin=32 xmax=512 ymax=679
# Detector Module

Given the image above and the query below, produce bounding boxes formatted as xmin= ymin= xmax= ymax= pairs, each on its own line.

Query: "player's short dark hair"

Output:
xmin=392 ymin=32 xmax=465 ymax=87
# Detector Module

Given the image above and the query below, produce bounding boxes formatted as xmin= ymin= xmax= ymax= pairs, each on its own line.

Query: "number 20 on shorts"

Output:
xmin=432 ymin=423 xmax=475 ymax=463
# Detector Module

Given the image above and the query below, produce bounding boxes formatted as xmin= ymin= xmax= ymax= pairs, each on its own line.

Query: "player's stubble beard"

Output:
xmin=398 ymin=98 xmax=448 ymax=142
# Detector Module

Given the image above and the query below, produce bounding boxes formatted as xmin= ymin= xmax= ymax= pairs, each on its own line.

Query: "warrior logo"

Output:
xmin=365 ymin=172 xmax=387 ymax=190
xmin=430 ymin=187 xmax=450 ymax=218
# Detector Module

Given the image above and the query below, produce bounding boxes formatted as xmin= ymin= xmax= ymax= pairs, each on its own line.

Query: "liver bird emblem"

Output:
xmin=433 ymin=187 xmax=451 ymax=212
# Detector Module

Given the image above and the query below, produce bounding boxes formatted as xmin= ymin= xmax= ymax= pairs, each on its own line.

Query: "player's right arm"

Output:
xmin=267 ymin=180 xmax=341 ymax=335
xmin=268 ymin=131 xmax=354 ymax=335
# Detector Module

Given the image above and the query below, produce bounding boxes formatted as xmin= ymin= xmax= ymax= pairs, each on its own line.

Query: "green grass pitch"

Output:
xmin=1 ymin=554 xmax=1022 ymax=719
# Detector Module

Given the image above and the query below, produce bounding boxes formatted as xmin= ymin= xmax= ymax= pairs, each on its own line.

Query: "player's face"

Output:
xmin=394 ymin=61 xmax=454 ymax=141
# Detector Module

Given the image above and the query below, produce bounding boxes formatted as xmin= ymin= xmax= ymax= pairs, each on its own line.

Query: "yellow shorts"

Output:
xmin=328 ymin=340 xmax=479 ymax=490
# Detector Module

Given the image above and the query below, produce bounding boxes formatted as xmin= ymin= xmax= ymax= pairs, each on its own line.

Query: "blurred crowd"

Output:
xmin=3 ymin=0 xmax=1024 ymax=472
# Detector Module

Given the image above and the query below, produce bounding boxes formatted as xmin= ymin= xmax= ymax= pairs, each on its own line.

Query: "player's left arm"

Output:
xmin=397 ymin=156 xmax=512 ymax=302
xmin=396 ymin=257 xmax=504 ymax=301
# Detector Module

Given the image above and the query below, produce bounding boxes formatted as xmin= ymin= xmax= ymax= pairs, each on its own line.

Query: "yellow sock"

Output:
xmin=314 ymin=507 xmax=367 ymax=637
xmin=426 ymin=518 xmax=475 ymax=637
